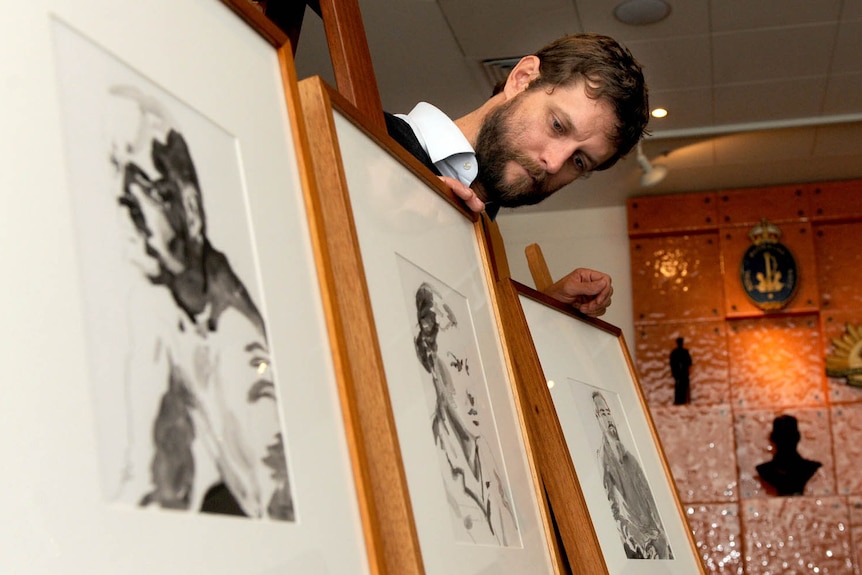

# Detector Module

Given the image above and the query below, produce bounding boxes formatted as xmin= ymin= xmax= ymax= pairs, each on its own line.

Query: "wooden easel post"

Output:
xmin=266 ymin=0 xmax=384 ymax=132
xmin=525 ymin=243 xmax=554 ymax=292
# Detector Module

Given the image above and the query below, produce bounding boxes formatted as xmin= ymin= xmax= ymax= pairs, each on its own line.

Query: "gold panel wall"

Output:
xmin=628 ymin=179 xmax=862 ymax=574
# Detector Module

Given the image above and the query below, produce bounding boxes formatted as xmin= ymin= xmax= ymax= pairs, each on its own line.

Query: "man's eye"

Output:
xmin=574 ymin=156 xmax=586 ymax=171
xmin=552 ymin=118 xmax=563 ymax=133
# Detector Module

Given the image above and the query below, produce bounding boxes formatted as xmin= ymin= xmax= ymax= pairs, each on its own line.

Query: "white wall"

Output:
xmin=496 ymin=206 xmax=635 ymax=354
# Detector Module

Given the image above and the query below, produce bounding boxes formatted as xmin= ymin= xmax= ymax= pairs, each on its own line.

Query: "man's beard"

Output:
xmin=473 ymin=96 xmax=555 ymax=208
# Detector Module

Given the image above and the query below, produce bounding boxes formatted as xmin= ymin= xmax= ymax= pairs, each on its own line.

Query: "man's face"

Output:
xmin=593 ymin=393 xmax=619 ymax=442
xmin=474 ymin=80 xmax=616 ymax=208
xmin=417 ymin=304 xmax=439 ymax=347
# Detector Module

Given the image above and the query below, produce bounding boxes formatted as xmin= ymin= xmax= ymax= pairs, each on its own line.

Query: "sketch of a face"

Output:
xmin=414 ymin=284 xmax=442 ymax=371
xmin=593 ymin=391 xmax=620 ymax=443
xmin=406 ymin=278 xmax=518 ymax=546
xmin=419 ymin=284 xmax=488 ymax=454
xmin=106 ymin=86 xmax=292 ymax=521
xmin=591 ymin=388 xmax=673 ymax=560
xmin=120 ymin=131 xmax=205 ymax=278
xmin=414 ymin=283 xmax=463 ymax=408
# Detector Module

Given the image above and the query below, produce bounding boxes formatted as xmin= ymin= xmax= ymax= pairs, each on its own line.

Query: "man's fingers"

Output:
xmin=577 ymin=278 xmax=610 ymax=298
xmin=579 ymin=298 xmax=610 ymax=317
xmin=439 ymin=176 xmax=485 ymax=213
xmin=544 ymin=268 xmax=614 ymax=316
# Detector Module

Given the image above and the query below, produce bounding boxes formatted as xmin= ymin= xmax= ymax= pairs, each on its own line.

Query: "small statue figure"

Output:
xmin=669 ymin=337 xmax=692 ymax=405
xmin=755 ymin=415 xmax=822 ymax=496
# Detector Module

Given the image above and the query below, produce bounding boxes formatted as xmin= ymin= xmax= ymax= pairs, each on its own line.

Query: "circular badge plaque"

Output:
xmin=740 ymin=220 xmax=798 ymax=310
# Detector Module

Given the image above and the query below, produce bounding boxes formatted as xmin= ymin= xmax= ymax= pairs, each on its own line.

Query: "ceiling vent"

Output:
xmin=480 ymin=57 xmax=522 ymax=93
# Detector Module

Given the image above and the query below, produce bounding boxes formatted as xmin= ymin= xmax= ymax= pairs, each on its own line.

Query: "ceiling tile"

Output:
xmin=437 ymin=0 xmax=582 ymax=60
xmin=648 ymin=87 xmax=714 ymax=131
xmin=714 ymin=78 xmax=826 ymax=125
xmin=575 ymin=0 xmax=709 ymax=42
xmin=625 ymin=36 xmax=711 ymax=91
xmin=710 ymin=0 xmax=842 ymax=32
xmin=712 ymin=25 xmax=837 ymax=85
xmin=831 ymin=20 xmax=862 ymax=74
xmin=840 ymin=0 xmax=862 ymax=19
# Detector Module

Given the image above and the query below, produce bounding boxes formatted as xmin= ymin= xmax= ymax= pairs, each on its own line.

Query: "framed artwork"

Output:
xmin=298 ymin=76 xmax=562 ymax=575
xmin=0 ymin=1 xmax=372 ymax=573
xmin=496 ymin=280 xmax=706 ymax=575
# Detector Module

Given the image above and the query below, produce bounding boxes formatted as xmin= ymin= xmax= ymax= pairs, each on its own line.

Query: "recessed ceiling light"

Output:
xmin=651 ymin=107 xmax=668 ymax=118
xmin=613 ymin=0 xmax=671 ymax=26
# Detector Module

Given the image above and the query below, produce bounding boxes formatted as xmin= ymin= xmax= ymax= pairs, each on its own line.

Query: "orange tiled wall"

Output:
xmin=627 ymin=180 xmax=862 ymax=574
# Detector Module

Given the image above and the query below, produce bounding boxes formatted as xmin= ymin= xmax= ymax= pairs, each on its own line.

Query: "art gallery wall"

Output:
xmin=502 ymin=179 xmax=862 ymax=573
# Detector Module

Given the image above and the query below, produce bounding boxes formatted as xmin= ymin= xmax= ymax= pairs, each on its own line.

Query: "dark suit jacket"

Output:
xmin=384 ymin=112 xmax=442 ymax=177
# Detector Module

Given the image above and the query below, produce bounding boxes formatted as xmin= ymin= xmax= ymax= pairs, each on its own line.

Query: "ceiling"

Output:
xmin=292 ymin=0 xmax=862 ymax=212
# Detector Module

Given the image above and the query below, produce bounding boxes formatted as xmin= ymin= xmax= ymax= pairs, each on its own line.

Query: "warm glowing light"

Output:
xmin=257 ymin=361 xmax=268 ymax=375
xmin=653 ymin=248 xmax=690 ymax=285
xmin=547 ymin=380 xmax=556 ymax=389
xmin=651 ymin=107 xmax=668 ymax=119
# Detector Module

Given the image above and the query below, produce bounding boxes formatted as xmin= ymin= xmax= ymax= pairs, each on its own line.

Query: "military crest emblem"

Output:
xmin=740 ymin=219 xmax=798 ymax=311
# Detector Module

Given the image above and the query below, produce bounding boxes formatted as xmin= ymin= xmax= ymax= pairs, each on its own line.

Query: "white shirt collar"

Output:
xmin=396 ymin=102 xmax=477 ymax=188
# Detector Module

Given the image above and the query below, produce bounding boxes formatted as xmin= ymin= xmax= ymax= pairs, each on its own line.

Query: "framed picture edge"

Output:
xmin=206 ymin=9 xmax=394 ymax=573
xmin=497 ymin=278 xmax=706 ymax=574
xmin=297 ymin=74 xmax=426 ymax=575
xmin=242 ymin=13 xmax=396 ymax=574
xmin=297 ymin=75 xmax=565 ymax=574
xmin=494 ymin=280 xmax=610 ymax=575
xmin=5 ymin=0 xmax=375 ymax=572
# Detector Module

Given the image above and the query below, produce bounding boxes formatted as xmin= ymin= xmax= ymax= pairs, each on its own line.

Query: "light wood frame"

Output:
xmin=297 ymin=75 xmax=563 ymax=575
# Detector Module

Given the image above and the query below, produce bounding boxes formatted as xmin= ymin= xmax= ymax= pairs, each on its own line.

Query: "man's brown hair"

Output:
xmin=495 ymin=33 xmax=650 ymax=171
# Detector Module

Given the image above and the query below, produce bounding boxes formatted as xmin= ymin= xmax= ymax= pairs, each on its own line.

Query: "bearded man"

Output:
xmin=385 ymin=33 xmax=649 ymax=318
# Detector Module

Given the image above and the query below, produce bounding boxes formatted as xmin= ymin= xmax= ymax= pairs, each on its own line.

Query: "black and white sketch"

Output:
xmin=588 ymin=389 xmax=672 ymax=559
xmin=398 ymin=258 xmax=519 ymax=546
xmin=53 ymin=24 xmax=293 ymax=520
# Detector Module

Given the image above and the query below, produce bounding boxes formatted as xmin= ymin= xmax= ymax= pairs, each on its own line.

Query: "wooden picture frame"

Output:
xmin=1 ymin=1 xmax=374 ymax=572
xmin=495 ymin=280 xmax=706 ymax=575
xmin=298 ymin=75 xmax=562 ymax=575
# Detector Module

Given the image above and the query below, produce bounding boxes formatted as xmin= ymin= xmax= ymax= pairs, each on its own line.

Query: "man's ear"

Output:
xmin=503 ymin=55 xmax=540 ymax=98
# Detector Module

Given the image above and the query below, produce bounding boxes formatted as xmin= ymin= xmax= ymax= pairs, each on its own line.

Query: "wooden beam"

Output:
xmin=317 ymin=0 xmax=385 ymax=131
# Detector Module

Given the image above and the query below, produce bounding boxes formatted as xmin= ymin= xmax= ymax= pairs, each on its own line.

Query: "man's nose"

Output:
xmin=540 ymin=142 xmax=574 ymax=174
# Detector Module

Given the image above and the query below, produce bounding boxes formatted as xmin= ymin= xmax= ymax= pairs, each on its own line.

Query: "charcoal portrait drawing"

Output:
xmin=589 ymin=389 xmax=671 ymax=559
xmin=52 ymin=24 xmax=293 ymax=520
xmin=398 ymin=258 xmax=519 ymax=546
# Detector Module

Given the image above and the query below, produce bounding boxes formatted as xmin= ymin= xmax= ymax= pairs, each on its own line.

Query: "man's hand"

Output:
xmin=439 ymin=176 xmax=485 ymax=213
xmin=542 ymin=268 xmax=613 ymax=317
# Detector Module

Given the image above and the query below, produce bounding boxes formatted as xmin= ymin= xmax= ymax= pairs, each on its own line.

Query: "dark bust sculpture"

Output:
xmin=756 ymin=415 xmax=822 ymax=496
